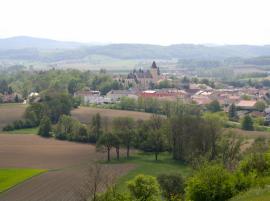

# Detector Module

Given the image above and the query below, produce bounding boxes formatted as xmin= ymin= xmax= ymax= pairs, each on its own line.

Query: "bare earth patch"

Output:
xmin=0 ymin=134 xmax=134 ymax=201
xmin=71 ymin=107 xmax=153 ymax=124
xmin=0 ymin=104 xmax=27 ymax=129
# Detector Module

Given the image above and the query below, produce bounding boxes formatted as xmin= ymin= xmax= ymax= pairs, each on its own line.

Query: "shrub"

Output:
xmin=38 ymin=116 xmax=52 ymax=137
xmin=185 ymin=165 xmax=235 ymax=201
xmin=2 ymin=124 xmax=14 ymax=131
xmin=128 ymin=174 xmax=161 ymax=201
xmin=239 ymin=154 xmax=270 ymax=176
xmin=157 ymin=173 xmax=184 ymax=201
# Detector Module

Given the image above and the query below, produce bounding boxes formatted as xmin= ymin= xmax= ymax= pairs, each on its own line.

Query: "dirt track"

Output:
xmin=0 ymin=134 xmax=133 ymax=201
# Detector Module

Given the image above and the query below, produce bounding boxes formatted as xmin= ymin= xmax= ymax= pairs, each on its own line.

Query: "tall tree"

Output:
xmin=228 ymin=103 xmax=238 ymax=121
xmin=97 ymin=132 xmax=116 ymax=161
xmin=203 ymin=113 xmax=224 ymax=160
xmin=91 ymin=113 xmax=102 ymax=141
xmin=147 ymin=115 xmax=168 ymax=160
xmin=113 ymin=117 xmax=135 ymax=159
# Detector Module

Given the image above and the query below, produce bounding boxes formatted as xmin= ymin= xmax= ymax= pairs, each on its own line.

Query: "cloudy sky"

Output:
xmin=0 ymin=0 xmax=269 ymax=45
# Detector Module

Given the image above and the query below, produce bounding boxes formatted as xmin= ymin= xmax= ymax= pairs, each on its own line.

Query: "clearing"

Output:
xmin=108 ymin=152 xmax=190 ymax=192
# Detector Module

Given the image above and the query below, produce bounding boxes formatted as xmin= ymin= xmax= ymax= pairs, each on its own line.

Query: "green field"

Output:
xmin=108 ymin=152 xmax=190 ymax=192
xmin=0 ymin=168 xmax=46 ymax=193
xmin=230 ymin=186 xmax=270 ymax=201
xmin=2 ymin=127 xmax=38 ymax=134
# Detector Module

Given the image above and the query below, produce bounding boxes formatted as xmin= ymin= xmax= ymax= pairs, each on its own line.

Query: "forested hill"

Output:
xmin=1 ymin=36 xmax=270 ymax=62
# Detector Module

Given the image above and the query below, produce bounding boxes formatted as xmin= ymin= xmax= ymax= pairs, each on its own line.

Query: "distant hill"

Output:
xmin=1 ymin=36 xmax=270 ymax=62
xmin=0 ymin=36 xmax=85 ymax=50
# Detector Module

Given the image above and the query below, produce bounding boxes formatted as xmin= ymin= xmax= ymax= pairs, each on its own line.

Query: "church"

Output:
xmin=125 ymin=61 xmax=161 ymax=90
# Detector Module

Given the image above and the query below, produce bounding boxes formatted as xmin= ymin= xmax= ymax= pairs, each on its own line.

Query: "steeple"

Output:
xmin=151 ymin=61 xmax=157 ymax=69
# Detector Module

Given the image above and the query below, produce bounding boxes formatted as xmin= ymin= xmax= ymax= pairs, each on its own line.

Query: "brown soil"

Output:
xmin=71 ymin=107 xmax=153 ymax=124
xmin=0 ymin=134 xmax=134 ymax=201
xmin=0 ymin=104 xmax=27 ymax=129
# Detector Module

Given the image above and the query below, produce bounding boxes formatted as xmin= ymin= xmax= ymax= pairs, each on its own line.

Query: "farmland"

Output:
xmin=0 ymin=134 xmax=133 ymax=201
xmin=71 ymin=106 xmax=153 ymax=124
xmin=0 ymin=169 xmax=46 ymax=193
xmin=0 ymin=104 xmax=27 ymax=129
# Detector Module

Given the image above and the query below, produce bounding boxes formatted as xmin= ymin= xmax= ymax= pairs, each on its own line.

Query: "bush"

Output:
xmin=38 ymin=116 xmax=52 ymax=137
xmin=185 ymin=165 xmax=235 ymax=201
xmin=2 ymin=124 xmax=14 ymax=131
xmin=233 ymin=171 xmax=255 ymax=193
xmin=239 ymin=154 xmax=270 ymax=177
xmin=128 ymin=174 xmax=161 ymax=201
xmin=157 ymin=173 xmax=184 ymax=201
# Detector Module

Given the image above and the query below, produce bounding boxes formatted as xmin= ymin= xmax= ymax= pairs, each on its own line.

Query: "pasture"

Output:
xmin=110 ymin=152 xmax=190 ymax=192
xmin=0 ymin=169 xmax=46 ymax=193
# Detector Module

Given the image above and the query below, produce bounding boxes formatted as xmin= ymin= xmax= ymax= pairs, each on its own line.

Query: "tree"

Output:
xmin=68 ymin=79 xmax=79 ymax=95
xmin=128 ymin=174 xmax=161 ymax=201
xmin=185 ymin=165 xmax=235 ymax=201
xmin=42 ymin=91 xmax=73 ymax=123
xmin=38 ymin=116 xmax=52 ymax=137
xmin=15 ymin=94 xmax=19 ymax=103
xmin=113 ymin=117 xmax=135 ymax=159
xmin=207 ymin=100 xmax=221 ymax=112
xmin=97 ymin=132 xmax=117 ymax=161
xmin=241 ymin=115 xmax=254 ymax=131
xmin=203 ymin=113 xmax=224 ymax=160
xmin=218 ymin=131 xmax=243 ymax=170
xmin=228 ymin=103 xmax=238 ymax=121
xmin=111 ymin=132 xmax=121 ymax=160
xmin=157 ymin=173 xmax=184 ymax=201
xmin=147 ymin=115 xmax=167 ymax=160
xmin=91 ymin=113 xmax=102 ymax=141
xmin=255 ymin=101 xmax=266 ymax=112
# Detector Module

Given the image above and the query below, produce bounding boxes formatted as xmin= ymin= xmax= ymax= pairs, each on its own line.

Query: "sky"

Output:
xmin=0 ymin=0 xmax=270 ymax=45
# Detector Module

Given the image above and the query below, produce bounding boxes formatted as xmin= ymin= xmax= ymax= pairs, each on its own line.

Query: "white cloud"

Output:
xmin=0 ymin=0 xmax=269 ymax=45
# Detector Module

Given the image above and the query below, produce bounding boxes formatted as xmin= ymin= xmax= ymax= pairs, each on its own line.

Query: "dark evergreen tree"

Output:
xmin=207 ymin=100 xmax=221 ymax=112
xmin=242 ymin=115 xmax=254 ymax=131
xmin=228 ymin=103 xmax=238 ymax=121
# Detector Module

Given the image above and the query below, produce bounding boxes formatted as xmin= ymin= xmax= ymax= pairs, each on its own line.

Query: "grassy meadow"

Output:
xmin=0 ymin=168 xmax=46 ymax=193
xmin=2 ymin=127 xmax=38 ymax=134
xmin=230 ymin=186 xmax=270 ymax=201
xmin=106 ymin=152 xmax=190 ymax=192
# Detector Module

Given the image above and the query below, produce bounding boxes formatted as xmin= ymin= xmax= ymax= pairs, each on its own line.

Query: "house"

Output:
xmin=191 ymin=95 xmax=212 ymax=105
xmin=139 ymin=89 xmax=187 ymax=101
xmin=75 ymin=90 xmax=109 ymax=104
xmin=106 ymin=90 xmax=138 ymax=102
xmin=236 ymin=100 xmax=257 ymax=110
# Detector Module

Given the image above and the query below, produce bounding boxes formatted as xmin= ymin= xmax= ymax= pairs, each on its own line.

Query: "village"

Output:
xmin=66 ymin=61 xmax=270 ymax=124
xmin=2 ymin=61 xmax=270 ymax=125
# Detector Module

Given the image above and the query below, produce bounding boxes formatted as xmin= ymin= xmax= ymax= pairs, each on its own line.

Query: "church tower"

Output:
xmin=150 ymin=61 xmax=160 ymax=83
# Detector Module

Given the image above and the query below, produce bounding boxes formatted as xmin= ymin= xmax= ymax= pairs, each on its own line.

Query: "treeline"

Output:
xmin=3 ymin=90 xmax=74 ymax=131
xmin=91 ymin=136 xmax=270 ymax=201
xmin=0 ymin=68 xmax=124 ymax=99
